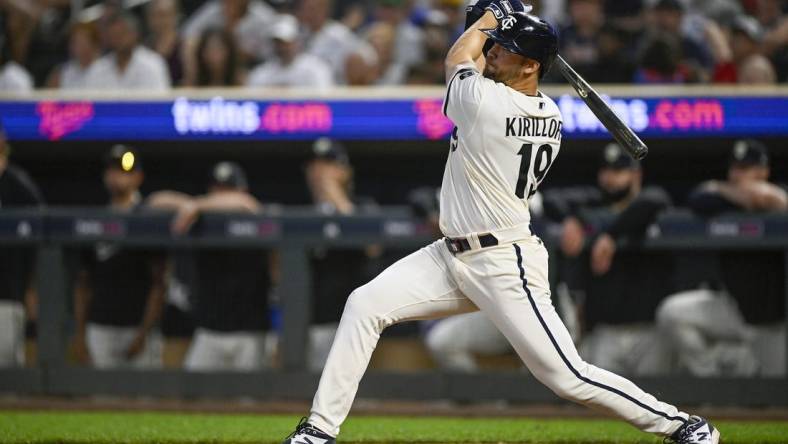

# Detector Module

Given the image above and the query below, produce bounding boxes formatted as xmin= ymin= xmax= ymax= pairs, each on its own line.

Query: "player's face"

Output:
xmin=598 ymin=167 xmax=638 ymax=202
xmin=484 ymin=44 xmax=539 ymax=83
xmin=728 ymin=164 xmax=769 ymax=184
xmin=104 ymin=168 xmax=143 ymax=195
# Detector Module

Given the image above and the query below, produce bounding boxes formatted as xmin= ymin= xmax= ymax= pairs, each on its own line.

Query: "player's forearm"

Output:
xmin=195 ymin=192 xmax=262 ymax=213
xmin=446 ymin=11 xmax=497 ymax=75
xmin=73 ymin=275 xmax=92 ymax=336
xmin=138 ymin=262 xmax=166 ymax=336
xmin=145 ymin=190 xmax=195 ymax=210
xmin=714 ymin=182 xmax=787 ymax=211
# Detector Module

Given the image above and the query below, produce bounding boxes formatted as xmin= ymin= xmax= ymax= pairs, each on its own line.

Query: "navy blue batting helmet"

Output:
xmin=483 ymin=12 xmax=558 ymax=79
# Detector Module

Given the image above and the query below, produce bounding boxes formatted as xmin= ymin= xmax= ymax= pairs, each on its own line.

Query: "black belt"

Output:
xmin=444 ymin=233 xmax=499 ymax=255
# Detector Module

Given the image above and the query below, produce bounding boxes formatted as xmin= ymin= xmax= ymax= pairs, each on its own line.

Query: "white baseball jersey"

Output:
xmin=439 ymin=62 xmax=563 ymax=237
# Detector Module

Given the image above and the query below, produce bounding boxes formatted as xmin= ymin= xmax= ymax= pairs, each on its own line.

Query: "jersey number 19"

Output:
xmin=515 ymin=143 xmax=554 ymax=199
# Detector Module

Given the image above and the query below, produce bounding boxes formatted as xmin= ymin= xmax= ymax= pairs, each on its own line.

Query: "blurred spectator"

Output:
xmin=305 ymin=138 xmax=377 ymax=371
xmin=0 ymin=120 xmax=43 ymax=367
xmin=247 ymin=14 xmax=334 ymax=89
xmin=337 ymin=1 xmax=367 ymax=32
xmin=298 ymin=0 xmax=365 ymax=84
xmin=0 ymin=34 xmax=33 ymax=92
xmin=46 ymin=22 xmax=101 ymax=89
xmin=73 ymin=145 xmax=165 ymax=369
xmin=586 ymin=24 xmax=636 ymax=83
xmin=559 ymin=0 xmax=605 ymax=79
xmin=634 ymin=34 xmax=694 ymax=83
xmin=715 ymin=15 xmax=777 ymax=84
xmin=182 ymin=0 xmax=276 ymax=79
xmin=404 ymin=9 xmax=449 ymax=85
xmin=645 ymin=0 xmax=715 ymax=80
xmin=145 ymin=0 xmax=184 ymax=85
xmin=1 ymin=0 xmax=70 ymax=86
xmin=544 ymin=143 xmax=674 ymax=376
xmin=85 ymin=13 xmax=171 ymax=91
xmin=364 ymin=22 xmax=408 ymax=85
xmin=433 ymin=0 xmax=465 ymax=42
xmin=373 ymin=0 xmax=425 ymax=71
xmin=657 ymin=140 xmax=787 ymax=377
xmin=757 ymin=0 xmax=788 ymax=81
xmin=151 ymin=162 xmax=273 ymax=372
xmin=344 ymin=40 xmax=380 ymax=86
xmin=193 ymin=28 xmax=245 ymax=87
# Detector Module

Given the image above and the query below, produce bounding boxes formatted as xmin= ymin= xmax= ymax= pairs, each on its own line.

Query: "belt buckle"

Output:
xmin=444 ymin=237 xmax=460 ymax=255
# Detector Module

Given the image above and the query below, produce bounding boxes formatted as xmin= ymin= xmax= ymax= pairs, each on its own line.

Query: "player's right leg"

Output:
xmin=284 ymin=239 xmax=475 ymax=443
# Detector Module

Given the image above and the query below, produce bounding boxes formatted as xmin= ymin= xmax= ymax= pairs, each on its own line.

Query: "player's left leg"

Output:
xmin=452 ymin=238 xmax=717 ymax=443
xmin=300 ymin=239 xmax=478 ymax=441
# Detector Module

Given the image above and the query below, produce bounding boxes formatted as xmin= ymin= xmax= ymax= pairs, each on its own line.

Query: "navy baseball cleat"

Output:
xmin=282 ymin=417 xmax=336 ymax=444
xmin=666 ymin=416 xmax=720 ymax=444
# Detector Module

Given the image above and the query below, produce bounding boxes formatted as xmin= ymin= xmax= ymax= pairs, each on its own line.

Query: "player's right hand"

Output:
xmin=561 ymin=216 xmax=585 ymax=257
xmin=484 ymin=0 xmax=532 ymax=24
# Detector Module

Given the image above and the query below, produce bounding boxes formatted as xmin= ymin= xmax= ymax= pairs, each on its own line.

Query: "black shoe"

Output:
xmin=665 ymin=416 xmax=720 ymax=444
xmin=282 ymin=417 xmax=336 ymax=444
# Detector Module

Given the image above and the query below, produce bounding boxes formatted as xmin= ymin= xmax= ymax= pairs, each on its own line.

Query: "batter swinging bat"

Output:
xmin=553 ymin=55 xmax=649 ymax=160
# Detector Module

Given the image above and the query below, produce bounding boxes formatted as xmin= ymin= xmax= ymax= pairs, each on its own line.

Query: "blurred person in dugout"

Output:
xmin=657 ymin=140 xmax=787 ymax=377
xmin=305 ymin=138 xmax=377 ymax=371
xmin=0 ymin=121 xmax=44 ymax=367
xmin=543 ymin=143 xmax=675 ymax=376
xmin=73 ymin=146 xmax=166 ymax=369
xmin=148 ymin=162 xmax=274 ymax=371
xmin=246 ymin=14 xmax=334 ymax=89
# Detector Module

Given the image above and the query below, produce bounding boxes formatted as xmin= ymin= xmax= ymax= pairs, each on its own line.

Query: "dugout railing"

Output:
xmin=0 ymin=207 xmax=786 ymax=406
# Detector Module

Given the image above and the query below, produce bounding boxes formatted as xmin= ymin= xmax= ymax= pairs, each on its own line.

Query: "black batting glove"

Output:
xmin=485 ymin=0 xmax=531 ymax=23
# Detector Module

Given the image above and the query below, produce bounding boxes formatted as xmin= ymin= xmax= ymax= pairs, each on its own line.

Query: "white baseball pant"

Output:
xmin=308 ymin=233 xmax=689 ymax=437
xmin=86 ymin=323 xmax=161 ymax=369
xmin=184 ymin=328 xmax=267 ymax=372
xmin=657 ymin=289 xmax=785 ymax=377
xmin=0 ymin=300 xmax=25 ymax=367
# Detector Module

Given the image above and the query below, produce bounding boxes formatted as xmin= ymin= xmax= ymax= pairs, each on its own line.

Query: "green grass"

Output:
xmin=0 ymin=411 xmax=786 ymax=443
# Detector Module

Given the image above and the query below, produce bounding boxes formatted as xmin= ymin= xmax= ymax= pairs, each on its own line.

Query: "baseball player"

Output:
xmin=148 ymin=162 xmax=273 ymax=371
xmin=283 ymin=3 xmax=718 ymax=444
xmin=73 ymin=145 xmax=165 ymax=369
xmin=657 ymin=140 xmax=787 ymax=377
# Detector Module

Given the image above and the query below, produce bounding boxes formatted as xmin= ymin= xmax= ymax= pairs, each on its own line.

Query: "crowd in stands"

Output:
xmin=1 ymin=0 xmax=787 ymax=92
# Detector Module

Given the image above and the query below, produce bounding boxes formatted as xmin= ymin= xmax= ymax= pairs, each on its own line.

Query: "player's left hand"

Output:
xmin=591 ymin=233 xmax=616 ymax=276
xmin=125 ymin=333 xmax=147 ymax=359
xmin=171 ymin=201 xmax=200 ymax=235
xmin=465 ymin=0 xmax=531 ymax=30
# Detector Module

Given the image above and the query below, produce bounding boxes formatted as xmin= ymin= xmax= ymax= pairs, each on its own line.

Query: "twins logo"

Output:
xmin=501 ymin=16 xmax=517 ymax=31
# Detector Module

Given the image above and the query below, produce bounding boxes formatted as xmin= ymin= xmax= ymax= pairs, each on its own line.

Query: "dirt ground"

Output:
xmin=1 ymin=396 xmax=786 ymax=421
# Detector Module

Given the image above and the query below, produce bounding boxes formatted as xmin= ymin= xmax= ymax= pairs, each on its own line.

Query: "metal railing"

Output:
xmin=0 ymin=207 xmax=786 ymax=405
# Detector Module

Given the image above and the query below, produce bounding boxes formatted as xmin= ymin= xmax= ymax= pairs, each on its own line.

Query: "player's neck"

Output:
xmin=507 ymin=77 xmax=539 ymax=96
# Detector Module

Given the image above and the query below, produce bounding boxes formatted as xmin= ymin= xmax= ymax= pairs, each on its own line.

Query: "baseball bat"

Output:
xmin=553 ymin=55 xmax=648 ymax=160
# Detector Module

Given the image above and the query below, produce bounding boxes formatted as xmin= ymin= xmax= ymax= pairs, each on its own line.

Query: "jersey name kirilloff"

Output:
xmin=506 ymin=116 xmax=563 ymax=141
